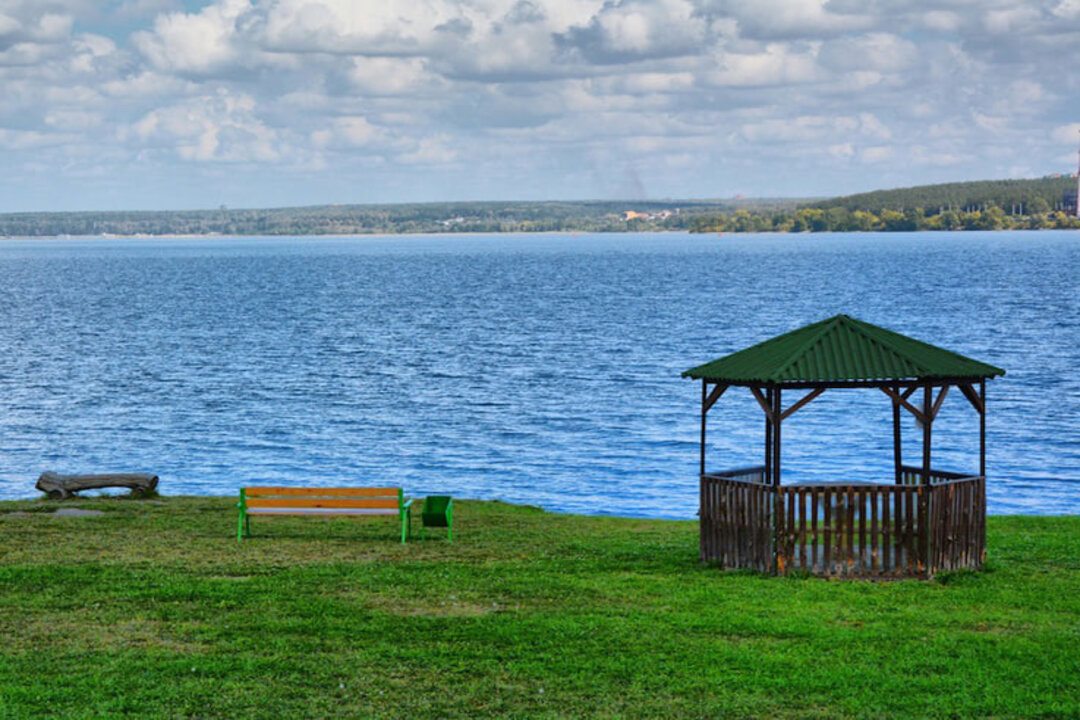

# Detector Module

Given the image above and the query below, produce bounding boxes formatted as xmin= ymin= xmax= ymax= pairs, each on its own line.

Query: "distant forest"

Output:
xmin=0 ymin=199 xmax=794 ymax=237
xmin=1 ymin=176 xmax=1077 ymax=237
xmin=692 ymin=176 xmax=1080 ymax=233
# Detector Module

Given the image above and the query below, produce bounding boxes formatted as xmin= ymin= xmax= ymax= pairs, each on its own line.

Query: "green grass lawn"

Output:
xmin=0 ymin=496 xmax=1077 ymax=718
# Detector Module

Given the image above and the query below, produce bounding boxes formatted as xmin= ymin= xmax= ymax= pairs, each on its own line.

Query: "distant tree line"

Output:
xmin=692 ymin=206 xmax=1080 ymax=233
xmin=691 ymin=176 xmax=1080 ymax=233
xmin=0 ymin=200 xmax=787 ymax=237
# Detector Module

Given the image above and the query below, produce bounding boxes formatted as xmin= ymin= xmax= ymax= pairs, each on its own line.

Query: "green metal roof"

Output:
xmin=682 ymin=314 xmax=1005 ymax=384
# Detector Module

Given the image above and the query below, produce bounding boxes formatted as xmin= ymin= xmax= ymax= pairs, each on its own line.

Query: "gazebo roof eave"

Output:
xmin=681 ymin=373 xmax=1002 ymax=388
xmin=681 ymin=314 xmax=1006 ymax=385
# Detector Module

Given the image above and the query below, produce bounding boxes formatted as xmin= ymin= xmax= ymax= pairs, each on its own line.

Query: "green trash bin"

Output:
xmin=422 ymin=495 xmax=453 ymax=542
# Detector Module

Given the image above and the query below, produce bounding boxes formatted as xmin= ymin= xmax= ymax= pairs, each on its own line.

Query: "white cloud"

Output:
xmin=818 ymin=33 xmax=918 ymax=73
xmin=133 ymin=0 xmax=250 ymax=74
xmin=129 ymin=89 xmax=285 ymax=163
xmin=705 ymin=43 xmax=821 ymax=87
xmin=1051 ymin=123 xmax=1080 ymax=145
xmin=859 ymin=145 xmax=893 ymax=163
xmin=311 ymin=116 xmax=382 ymax=149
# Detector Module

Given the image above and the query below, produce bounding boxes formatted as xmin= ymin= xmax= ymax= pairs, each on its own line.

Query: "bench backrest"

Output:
xmin=241 ymin=487 xmax=405 ymax=514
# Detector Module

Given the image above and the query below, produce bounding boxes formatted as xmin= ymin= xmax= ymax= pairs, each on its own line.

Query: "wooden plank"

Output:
xmin=740 ymin=483 xmax=750 ymax=566
xmin=823 ymin=488 xmax=832 ymax=574
xmin=798 ymin=488 xmax=807 ymax=571
xmin=904 ymin=487 xmax=915 ymax=575
xmin=880 ymin=386 xmax=928 ymax=424
xmin=747 ymin=481 xmax=756 ymax=570
xmin=835 ymin=488 xmax=845 ymax=575
xmin=787 ymin=486 xmax=796 ymax=571
xmin=245 ymin=508 xmax=398 ymax=516
xmin=718 ymin=480 xmax=728 ymax=566
xmin=811 ymin=489 xmax=819 ymax=572
xmin=752 ymin=484 xmax=762 ymax=572
xmin=846 ymin=486 xmax=856 ymax=574
xmin=978 ymin=476 xmax=987 ymax=565
xmin=773 ymin=387 xmax=782 ymax=487
xmin=246 ymin=497 xmax=401 ymax=510
xmin=980 ymin=381 xmax=987 ymax=479
xmin=892 ymin=384 xmax=903 ymax=484
xmin=858 ymin=488 xmax=867 ymax=572
xmin=780 ymin=387 xmax=826 ymax=421
xmin=922 ymin=385 xmax=933 ymax=485
xmin=917 ymin=486 xmax=928 ymax=576
xmin=952 ymin=482 xmax=961 ymax=569
xmin=758 ymin=484 xmax=767 ymax=573
xmin=700 ymin=381 xmax=708 ymax=477
xmin=703 ymin=478 xmax=711 ymax=563
xmin=870 ymin=487 xmax=879 ymax=573
xmin=929 ymin=485 xmax=940 ymax=573
xmin=961 ymin=480 xmax=971 ymax=568
xmin=245 ymin=486 xmax=400 ymax=497
xmin=749 ymin=385 xmax=775 ymax=421
xmin=727 ymin=481 xmax=737 ymax=567
xmin=704 ymin=382 xmax=729 ymax=413
xmin=698 ymin=476 xmax=706 ymax=562
xmin=764 ymin=388 xmax=772 ymax=482
xmin=930 ymin=384 xmax=950 ymax=420
xmin=882 ymin=488 xmax=892 ymax=574
xmin=717 ymin=480 xmax=725 ymax=565
xmin=776 ymin=487 xmax=787 ymax=574
xmin=958 ymin=383 xmax=983 ymax=414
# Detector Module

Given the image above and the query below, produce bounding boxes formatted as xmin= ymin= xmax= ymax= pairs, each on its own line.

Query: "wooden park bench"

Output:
xmin=236 ymin=487 xmax=413 ymax=543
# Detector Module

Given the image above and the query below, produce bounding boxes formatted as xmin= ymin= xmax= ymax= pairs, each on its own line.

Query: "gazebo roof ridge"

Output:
xmin=682 ymin=313 xmax=1005 ymax=385
xmin=769 ymin=314 xmax=851 ymax=381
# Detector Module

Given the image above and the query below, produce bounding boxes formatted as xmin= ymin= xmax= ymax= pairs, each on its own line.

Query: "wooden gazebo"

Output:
xmin=683 ymin=314 xmax=1005 ymax=578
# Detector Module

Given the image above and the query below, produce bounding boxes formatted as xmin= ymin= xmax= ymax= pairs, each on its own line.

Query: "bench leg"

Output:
xmin=237 ymin=508 xmax=246 ymax=542
xmin=401 ymin=511 xmax=409 ymax=544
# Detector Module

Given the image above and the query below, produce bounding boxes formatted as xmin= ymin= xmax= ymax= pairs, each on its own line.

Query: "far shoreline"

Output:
xmin=1 ymin=227 xmax=1079 ymax=241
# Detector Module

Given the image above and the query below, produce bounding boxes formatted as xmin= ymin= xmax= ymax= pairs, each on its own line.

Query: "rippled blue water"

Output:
xmin=0 ymin=232 xmax=1077 ymax=517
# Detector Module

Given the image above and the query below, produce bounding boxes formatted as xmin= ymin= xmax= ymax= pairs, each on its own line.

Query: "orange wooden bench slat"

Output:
xmin=245 ymin=497 xmax=402 ymax=510
xmin=244 ymin=487 xmax=399 ymax=498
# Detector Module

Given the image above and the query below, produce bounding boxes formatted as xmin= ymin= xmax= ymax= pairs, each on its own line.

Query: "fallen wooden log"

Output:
xmin=36 ymin=472 xmax=159 ymax=499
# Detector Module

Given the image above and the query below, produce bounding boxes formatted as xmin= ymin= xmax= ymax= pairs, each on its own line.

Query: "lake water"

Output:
xmin=0 ymin=231 xmax=1077 ymax=517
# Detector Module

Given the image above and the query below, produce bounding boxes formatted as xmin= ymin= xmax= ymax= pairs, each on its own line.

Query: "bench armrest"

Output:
xmin=402 ymin=499 xmax=414 ymax=510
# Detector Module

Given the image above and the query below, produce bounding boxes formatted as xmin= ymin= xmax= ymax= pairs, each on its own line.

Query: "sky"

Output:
xmin=1 ymin=0 xmax=1079 ymax=212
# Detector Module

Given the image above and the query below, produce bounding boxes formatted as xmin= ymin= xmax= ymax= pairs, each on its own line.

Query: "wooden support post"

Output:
xmin=764 ymin=386 xmax=772 ymax=481
xmin=979 ymin=379 xmax=987 ymax=564
xmin=919 ymin=383 xmax=934 ymax=577
xmin=892 ymin=383 xmax=902 ymax=485
xmin=773 ymin=386 xmax=782 ymax=486
xmin=979 ymin=380 xmax=986 ymax=478
xmin=771 ymin=385 xmax=783 ymax=574
xmin=921 ymin=384 xmax=932 ymax=485
xmin=700 ymin=380 xmax=707 ymax=476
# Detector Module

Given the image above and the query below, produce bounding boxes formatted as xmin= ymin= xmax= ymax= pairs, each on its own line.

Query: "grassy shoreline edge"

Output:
xmin=1 ymin=495 xmax=1077 ymax=718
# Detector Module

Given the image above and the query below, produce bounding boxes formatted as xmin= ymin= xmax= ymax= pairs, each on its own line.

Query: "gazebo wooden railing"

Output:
xmin=685 ymin=315 xmax=1004 ymax=579
xmin=700 ymin=470 xmax=985 ymax=577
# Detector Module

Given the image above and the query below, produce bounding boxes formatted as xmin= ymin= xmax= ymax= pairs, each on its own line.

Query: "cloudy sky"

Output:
xmin=1 ymin=0 xmax=1079 ymax=211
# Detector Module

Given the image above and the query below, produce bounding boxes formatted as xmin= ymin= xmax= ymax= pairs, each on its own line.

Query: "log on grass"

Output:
xmin=36 ymin=472 xmax=159 ymax=499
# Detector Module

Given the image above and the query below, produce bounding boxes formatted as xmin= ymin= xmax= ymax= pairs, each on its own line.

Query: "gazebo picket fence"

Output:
xmin=700 ymin=469 xmax=985 ymax=577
